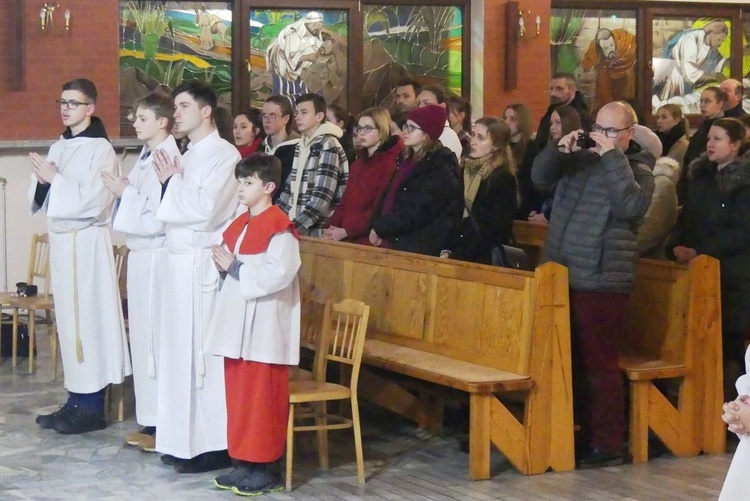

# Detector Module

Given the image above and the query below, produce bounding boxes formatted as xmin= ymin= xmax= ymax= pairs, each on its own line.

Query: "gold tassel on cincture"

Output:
xmin=76 ymin=337 xmax=84 ymax=363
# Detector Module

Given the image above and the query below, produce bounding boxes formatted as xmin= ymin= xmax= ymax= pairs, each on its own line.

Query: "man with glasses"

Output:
xmin=29 ymin=78 xmax=131 ymax=434
xmin=260 ymin=95 xmax=300 ymax=202
xmin=532 ymin=101 xmax=655 ymax=469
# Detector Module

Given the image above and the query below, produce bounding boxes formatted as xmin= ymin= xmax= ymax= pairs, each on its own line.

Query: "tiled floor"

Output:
xmin=0 ymin=334 xmax=735 ymax=500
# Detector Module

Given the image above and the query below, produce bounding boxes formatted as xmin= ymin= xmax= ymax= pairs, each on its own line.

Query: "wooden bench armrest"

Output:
xmin=363 ymin=339 xmax=533 ymax=393
xmin=619 ymin=355 xmax=686 ymax=381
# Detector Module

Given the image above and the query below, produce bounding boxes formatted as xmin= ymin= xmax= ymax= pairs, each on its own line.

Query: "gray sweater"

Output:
xmin=532 ymin=142 xmax=655 ymax=293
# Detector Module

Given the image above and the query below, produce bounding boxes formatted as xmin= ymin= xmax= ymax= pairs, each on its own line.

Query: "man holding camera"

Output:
xmin=531 ymin=101 xmax=655 ymax=468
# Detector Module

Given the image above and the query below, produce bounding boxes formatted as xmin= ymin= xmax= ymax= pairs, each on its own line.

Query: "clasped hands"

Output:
xmin=29 ymin=152 xmax=58 ymax=184
xmin=723 ymin=395 xmax=750 ymax=436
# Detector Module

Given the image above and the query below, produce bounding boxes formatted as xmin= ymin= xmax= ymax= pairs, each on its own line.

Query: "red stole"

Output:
xmin=222 ymin=205 xmax=299 ymax=255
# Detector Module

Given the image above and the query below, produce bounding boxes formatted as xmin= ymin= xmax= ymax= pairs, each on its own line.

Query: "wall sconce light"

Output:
xmin=504 ymin=2 xmax=542 ymax=91
xmin=64 ymin=9 xmax=71 ymax=31
xmin=40 ymin=3 xmax=70 ymax=32
xmin=518 ymin=9 xmax=541 ymax=39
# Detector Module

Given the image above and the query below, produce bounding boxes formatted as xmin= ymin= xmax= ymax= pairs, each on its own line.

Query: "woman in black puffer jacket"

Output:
xmin=369 ymin=105 xmax=462 ymax=256
xmin=670 ymin=118 xmax=750 ymax=397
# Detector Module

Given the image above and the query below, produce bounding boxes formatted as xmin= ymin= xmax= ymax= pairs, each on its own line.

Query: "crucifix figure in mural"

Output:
xmin=266 ymin=12 xmax=324 ymax=98
xmin=579 ymin=28 xmax=636 ymax=111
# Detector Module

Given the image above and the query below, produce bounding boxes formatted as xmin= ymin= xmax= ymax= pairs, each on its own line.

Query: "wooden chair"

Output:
xmin=7 ymin=233 xmax=57 ymax=377
xmin=107 ymin=244 xmax=130 ymax=422
xmin=289 ymin=286 xmax=330 ymax=381
xmin=285 ymin=299 xmax=370 ymax=490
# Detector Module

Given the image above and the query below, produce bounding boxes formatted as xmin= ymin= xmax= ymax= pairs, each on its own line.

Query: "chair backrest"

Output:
xmin=27 ymin=233 xmax=50 ymax=294
xmin=300 ymin=286 xmax=331 ymax=351
xmin=314 ymin=299 xmax=370 ymax=391
xmin=113 ymin=245 xmax=129 ymax=299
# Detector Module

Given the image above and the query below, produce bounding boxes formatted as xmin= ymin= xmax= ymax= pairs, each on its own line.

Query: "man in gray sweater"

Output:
xmin=532 ymin=101 xmax=655 ymax=468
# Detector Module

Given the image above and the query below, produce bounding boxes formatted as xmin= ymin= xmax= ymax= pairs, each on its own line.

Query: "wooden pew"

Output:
xmin=299 ymin=238 xmax=574 ymax=479
xmin=512 ymin=220 xmax=725 ymax=461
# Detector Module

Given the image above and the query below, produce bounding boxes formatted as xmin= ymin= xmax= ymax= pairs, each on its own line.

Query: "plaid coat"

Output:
xmin=277 ymin=122 xmax=349 ymax=237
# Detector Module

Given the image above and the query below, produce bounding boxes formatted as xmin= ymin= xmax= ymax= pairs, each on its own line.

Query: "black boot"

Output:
xmin=36 ymin=403 xmax=73 ymax=429
xmin=232 ymin=461 xmax=283 ymax=496
xmin=174 ymin=450 xmax=232 ymax=474
xmin=214 ymin=461 xmax=255 ymax=490
xmin=52 ymin=405 xmax=106 ymax=434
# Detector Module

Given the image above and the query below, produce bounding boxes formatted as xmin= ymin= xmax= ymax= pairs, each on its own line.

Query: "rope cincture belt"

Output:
xmin=71 ymin=228 xmax=83 ymax=363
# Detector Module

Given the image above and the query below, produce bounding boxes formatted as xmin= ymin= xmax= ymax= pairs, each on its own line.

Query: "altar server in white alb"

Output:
xmin=151 ymin=81 xmax=240 ymax=474
xmin=102 ymin=91 xmax=180 ymax=453
xmin=28 ymin=78 xmax=131 ymax=434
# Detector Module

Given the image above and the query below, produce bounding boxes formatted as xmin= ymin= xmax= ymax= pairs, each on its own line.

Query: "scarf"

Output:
xmin=462 ymin=154 xmax=493 ymax=218
xmin=655 ymin=121 xmax=686 ymax=158
xmin=222 ymin=205 xmax=299 ymax=255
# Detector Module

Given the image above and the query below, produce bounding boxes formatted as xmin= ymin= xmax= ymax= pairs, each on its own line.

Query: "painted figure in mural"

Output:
xmin=266 ymin=12 xmax=325 ymax=98
xmin=579 ymin=29 xmax=637 ymax=111
xmin=653 ymin=20 xmax=728 ymax=112
xmin=195 ymin=6 xmax=228 ymax=50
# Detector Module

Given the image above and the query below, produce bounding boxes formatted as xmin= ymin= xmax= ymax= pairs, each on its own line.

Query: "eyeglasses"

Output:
xmin=591 ymin=124 xmax=631 ymax=139
xmin=401 ymin=123 xmax=423 ymax=133
xmin=55 ymin=99 xmax=92 ymax=110
xmin=354 ymin=125 xmax=377 ymax=134
xmin=262 ymin=113 xmax=282 ymax=121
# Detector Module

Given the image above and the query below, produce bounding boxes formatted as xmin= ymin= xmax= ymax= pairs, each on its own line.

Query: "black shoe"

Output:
xmin=52 ymin=405 xmax=106 ymax=435
xmin=576 ymin=447 xmax=624 ymax=469
xmin=174 ymin=450 xmax=232 ymax=474
xmin=214 ymin=463 xmax=254 ymax=490
xmin=231 ymin=465 xmax=283 ymax=496
xmin=36 ymin=403 xmax=73 ymax=429
xmin=161 ymin=454 xmax=188 ymax=467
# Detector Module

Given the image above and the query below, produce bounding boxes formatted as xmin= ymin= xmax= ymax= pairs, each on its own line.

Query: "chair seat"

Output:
xmin=289 ymin=367 xmax=313 ymax=381
xmin=289 ymin=381 xmax=351 ymax=403
xmin=8 ymin=294 xmax=54 ymax=310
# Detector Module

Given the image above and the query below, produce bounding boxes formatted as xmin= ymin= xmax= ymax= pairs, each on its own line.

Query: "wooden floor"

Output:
xmin=0 ymin=331 xmax=735 ymax=500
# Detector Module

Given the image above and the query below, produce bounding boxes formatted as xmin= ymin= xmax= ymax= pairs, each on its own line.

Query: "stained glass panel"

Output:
xmin=651 ymin=17 xmax=731 ymax=115
xmin=119 ymin=1 xmax=233 ymax=134
xmin=248 ymin=10 xmax=349 ymax=109
xmin=550 ymin=9 xmax=637 ymax=114
xmin=362 ymin=5 xmax=463 ymax=109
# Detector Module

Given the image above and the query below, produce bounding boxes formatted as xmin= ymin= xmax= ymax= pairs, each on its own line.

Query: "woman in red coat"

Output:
xmin=323 ymin=107 xmax=404 ymax=245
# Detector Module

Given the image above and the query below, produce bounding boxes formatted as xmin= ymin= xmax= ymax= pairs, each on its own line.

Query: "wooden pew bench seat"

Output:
xmin=363 ymin=338 xmax=534 ymax=393
xmin=618 ymin=355 xmax=687 ymax=381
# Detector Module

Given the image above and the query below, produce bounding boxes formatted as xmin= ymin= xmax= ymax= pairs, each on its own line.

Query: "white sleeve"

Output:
xmin=112 ymin=175 xmax=165 ymax=237
xmin=46 ymin=143 xmax=118 ymax=220
xmin=237 ymin=232 xmax=301 ymax=300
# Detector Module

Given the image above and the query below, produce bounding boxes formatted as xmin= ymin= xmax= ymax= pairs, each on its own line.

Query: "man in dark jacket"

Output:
xmin=532 ymin=101 xmax=655 ymax=468
xmin=533 ymin=73 xmax=594 ymax=150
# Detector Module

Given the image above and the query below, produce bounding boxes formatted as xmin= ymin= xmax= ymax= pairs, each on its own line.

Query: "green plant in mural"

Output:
xmin=125 ymin=1 xmax=171 ymax=59
xmin=406 ymin=6 xmax=455 ymax=53
xmin=364 ymin=8 xmax=390 ymax=38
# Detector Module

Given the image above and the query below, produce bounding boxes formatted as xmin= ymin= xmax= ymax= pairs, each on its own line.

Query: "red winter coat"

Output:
xmin=328 ymin=135 xmax=403 ymax=245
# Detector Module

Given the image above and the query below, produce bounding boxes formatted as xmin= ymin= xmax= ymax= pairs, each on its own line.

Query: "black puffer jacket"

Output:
xmin=532 ymin=141 xmax=655 ymax=293
xmin=371 ymin=146 xmax=462 ymax=256
xmin=670 ymin=151 xmax=750 ymax=332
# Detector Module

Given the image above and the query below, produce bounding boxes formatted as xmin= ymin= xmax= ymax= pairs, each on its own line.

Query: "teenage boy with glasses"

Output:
xmin=29 ymin=78 xmax=131 ymax=434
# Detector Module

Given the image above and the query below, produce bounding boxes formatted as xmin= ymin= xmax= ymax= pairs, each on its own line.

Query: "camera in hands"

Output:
xmin=576 ymin=132 xmax=596 ymax=149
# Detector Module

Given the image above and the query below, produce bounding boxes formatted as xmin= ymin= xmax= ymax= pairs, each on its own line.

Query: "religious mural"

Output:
xmin=119 ymin=1 xmax=232 ymax=132
xmin=651 ymin=17 xmax=733 ymax=115
xmin=248 ymin=10 xmax=348 ymax=109
xmin=550 ymin=9 xmax=637 ymax=114
xmin=362 ymin=6 xmax=463 ymax=108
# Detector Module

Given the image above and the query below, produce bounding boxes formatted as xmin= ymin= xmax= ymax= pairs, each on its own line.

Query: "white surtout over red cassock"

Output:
xmin=205 ymin=205 xmax=301 ymax=462
xmin=154 ymin=130 xmax=239 ymax=459
xmin=112 ymin=135 xmax=181 ymax=426
xmin=29 ymin=132 xmax=132 ymax=393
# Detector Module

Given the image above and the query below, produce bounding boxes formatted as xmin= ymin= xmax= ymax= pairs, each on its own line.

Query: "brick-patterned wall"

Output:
xmin=483 ymin=0 xmax=551 ymax=129
xmin=0 ymin=0 xmax=120 ymax=140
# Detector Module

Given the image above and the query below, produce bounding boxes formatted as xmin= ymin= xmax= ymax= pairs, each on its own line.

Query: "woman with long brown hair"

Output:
xmin=449 ymin=117 xmax=519 ymax=264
